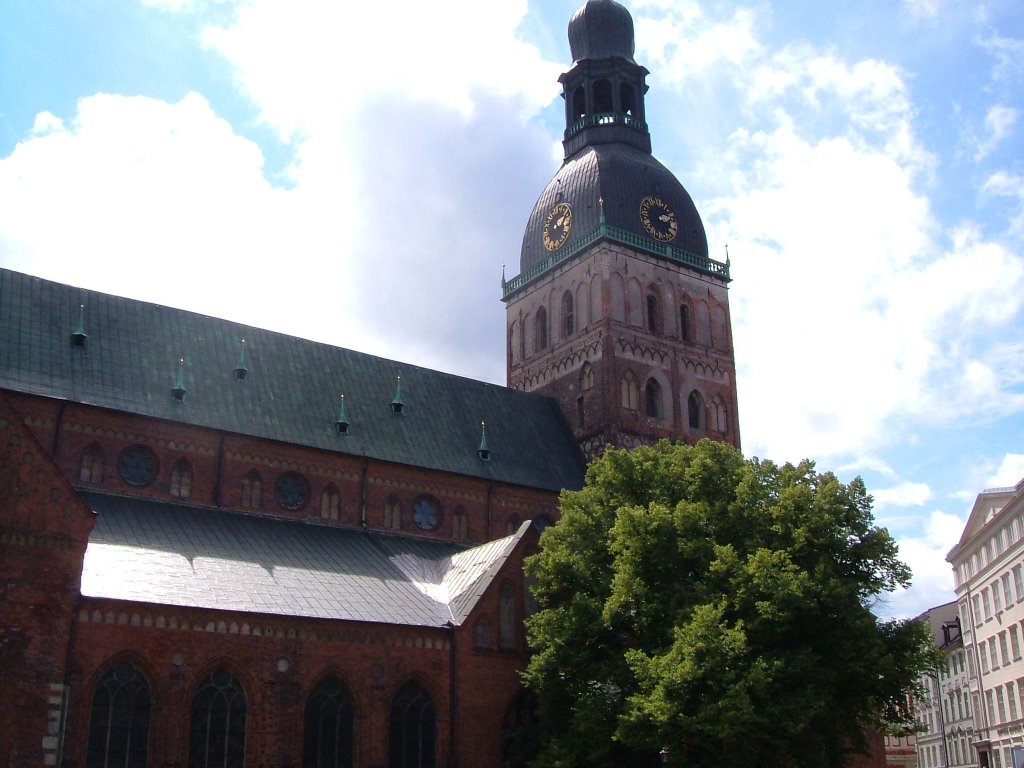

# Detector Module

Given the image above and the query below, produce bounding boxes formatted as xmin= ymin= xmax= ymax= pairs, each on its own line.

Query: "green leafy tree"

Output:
xmin=522 ymin=439 xmax=934 ymax=767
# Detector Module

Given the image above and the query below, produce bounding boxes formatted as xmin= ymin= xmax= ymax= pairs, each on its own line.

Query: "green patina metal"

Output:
xmin=502 ymin=221 xmax=730 ymax=301
xmin=564 ymin=111 xmax=648 ymax=139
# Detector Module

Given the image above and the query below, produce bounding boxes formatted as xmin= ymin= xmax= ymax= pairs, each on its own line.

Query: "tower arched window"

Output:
xmin=499 ymin=582 xmax=517 ymax=650
xmin=561 ymin=291 xmax=574 ymax=337
xmin=535 ymin=306 xmax=548 ymax=351
xmin=303 ymin=676 xmax=354 ymax=768
xmin=572 ymin=84 xmax=586 ymax=122
xmin=680 ymin=303 xmax=692 ymax=342
xmin=688 ymin=390 xmax=706 ymax=432
xmin=86 ymin=660 xmax=150 ymax=768
xmin=646 ymin=291 xmax=661 ymax=335
xmin=389 ymin=683 xmax=436 ymax=768
xmin=79 ymin=444 xmax=105 ymax=483
xmin=506 ymin=515 xmax=520 ymax=535
xmin=621 ymin=82 xmax=636 ymax=116
xmin=321 ymin=484 xmax=341 ymax=520
xmin=593 ymin=78 xmax=613 ymax=114
xmin=240 ymin=470 xmax=262 ymax=510
xmin=188 ymin=668 xmax=246 ymax=768
xmin=509 ymin=321 xmax=519 ymax=366
xmin=170 ymin=458 xmax=192 ymax=499
xmin=621 ymin=371 xmax=639 ymax=411
xmin=644 ymin=379 xmax=662 ymax=419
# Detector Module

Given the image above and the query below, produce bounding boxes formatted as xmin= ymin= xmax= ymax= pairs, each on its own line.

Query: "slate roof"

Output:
xmin=519 ymin=143 xmax=708 ymax=273
xmin=0 ymin=268 xmax=586 ymax=492
xmin=80 ymin=492 xmax=529 ymax=627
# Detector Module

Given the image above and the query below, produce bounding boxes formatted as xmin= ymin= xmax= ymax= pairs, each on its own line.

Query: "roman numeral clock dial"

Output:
xmin=542 ymin=202 xmax=573 ymax=251
xmin=639 ymin=196 xmax=677 ymax=242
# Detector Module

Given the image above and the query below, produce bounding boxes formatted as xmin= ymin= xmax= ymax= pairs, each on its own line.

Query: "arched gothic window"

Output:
xmin=384 ymin=495 xmax=402 ymax=530
xmin=581 ymin=363 xmax=594 ymax=391
xmin=688 ymin=390 xmax=706 ymax=431
xmin=535 ymin=306 xmax=548 ymax=352
xmin=711 ymin=399 xmax=728 ymax=433
xmin=646 ymin=291 xmax=661 ymax=335
xmin=170 ymin=458 xmax=192 ymax=499
xmin=499 ymin=582 xmax=517 ymax=650
xmin=561 ymin=291 xmax=574 ymax=337
xmin=680 ymin=304 xmax=692 ymax=342
xmin=240 ymin=471 xmax=262 ymax=510
xmin=80 ymin=444 xmax=105 ymax=483
xmin=621 ymin=371 xmax=639 ymax=411
xmin=303 ymin=677 xmax=354 ymax=768
xmin=321 ymin=485 xmax=341 ymax=520
xmin=189 ymin=668 xmax=246 ymax=768
xmin=389 ymin=683 xmax=436 ymax=768
xmin=86 ymin=660 xmax=150 ymax=768
xmin=474 ymin=618 xmax=492 ymax=650
xmin=645 ymin=379 xmax=662 ymax=419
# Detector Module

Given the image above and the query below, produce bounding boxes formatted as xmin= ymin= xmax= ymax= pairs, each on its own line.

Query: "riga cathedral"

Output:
xmin=0 ymin=2 xmax=748 ymax=767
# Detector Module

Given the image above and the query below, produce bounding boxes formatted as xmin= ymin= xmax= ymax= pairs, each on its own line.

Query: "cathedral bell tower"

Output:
xmin=503 ymin=0 xmax=740 ymax=458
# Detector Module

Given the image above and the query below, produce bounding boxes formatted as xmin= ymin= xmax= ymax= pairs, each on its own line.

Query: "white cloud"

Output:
xmin=883 ymin=509 xmax=966 ymax=617
xmin=974 ymin=104 xmax=1018 ymax=160
xmin=982 ymin=171 xmax=1024 ymax=236
xmin=987 ymin=453 xmax=1024 ymax=487
xmin=903 ymin=0 xmax=940 ymax=20
xmin=200 ymin=0 xmax=560 ymax=140
xmin=874 ymin=482 xmax=934 ymax=509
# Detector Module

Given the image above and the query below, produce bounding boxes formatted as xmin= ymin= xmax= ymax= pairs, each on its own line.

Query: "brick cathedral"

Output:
xmin=0 ymin=2 xmax=739 ymax=766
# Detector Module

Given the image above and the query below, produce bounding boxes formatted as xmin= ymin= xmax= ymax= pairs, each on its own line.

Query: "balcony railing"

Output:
xmin=565 ymin=112 xmax=648 ymax=139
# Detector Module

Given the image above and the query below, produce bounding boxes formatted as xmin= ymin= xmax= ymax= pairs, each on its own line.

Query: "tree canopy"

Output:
xmin=522 ymin=439 xmax=934 ymax=768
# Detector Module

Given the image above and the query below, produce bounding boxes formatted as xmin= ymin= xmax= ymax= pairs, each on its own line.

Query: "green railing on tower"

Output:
xmin=502 ymin=223 xmax=730 ymax=301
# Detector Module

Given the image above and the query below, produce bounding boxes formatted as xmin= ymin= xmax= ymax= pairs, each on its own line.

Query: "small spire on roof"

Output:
xmin=501 ymin=263 xmax=506 ymax=286
xmin=725 ymin=243 xmax=730 ymax=265
xmin=233 ymin=338 xmax=249 ymax=381
xmin=172 ymin=356 xmax=187 ymax=401
xmin=478 ymin=420 xmax=490 ymax=462
xmin=391 ymin=375 xmax=404 ymax=414
xmin=598 ymin=196 xmax=605 ymax=226
xmin=336 ymin=394 xmax=350 ymax=434
xmin=71 ymin=303 xmax=88 ymax=347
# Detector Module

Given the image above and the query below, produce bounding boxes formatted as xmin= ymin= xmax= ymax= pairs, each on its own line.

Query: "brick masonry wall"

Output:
xmin=0 ymin=393 xmax=94 ymax=767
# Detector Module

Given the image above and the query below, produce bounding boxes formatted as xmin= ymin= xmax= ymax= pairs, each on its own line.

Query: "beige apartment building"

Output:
xmin=948 ymin=477 xmax=1024 ymax=768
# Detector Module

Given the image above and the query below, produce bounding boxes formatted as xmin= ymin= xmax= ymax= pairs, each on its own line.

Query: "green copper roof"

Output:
xmin=0 ymin=268 xmax=586 ymax=492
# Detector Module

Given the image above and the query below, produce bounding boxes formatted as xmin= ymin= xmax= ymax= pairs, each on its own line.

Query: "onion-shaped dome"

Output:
xmin=519 ymin=144 xmax=708 ymax=273
xmin=568 ymin=0 xmax=636 ymax=63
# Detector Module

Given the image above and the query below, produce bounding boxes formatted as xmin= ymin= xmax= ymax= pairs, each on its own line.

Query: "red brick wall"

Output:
xmin=4 ymin=391 xmax=562 ymax=545
xmin=0 ymin=393 xmax=94 ymax=767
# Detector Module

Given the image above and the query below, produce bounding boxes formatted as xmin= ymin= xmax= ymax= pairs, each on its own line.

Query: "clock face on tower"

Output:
xmin=639 ymin=196 xmax=678 ymax=242
xmin=542 ymin=202 xmax=573 ymax=251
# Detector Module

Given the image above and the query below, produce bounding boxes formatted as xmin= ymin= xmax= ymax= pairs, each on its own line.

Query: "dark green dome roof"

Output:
xmin=568 ymin=0 xmax=636 ymax=63
xmin=519 ymin=144 xmax=708 ymax=273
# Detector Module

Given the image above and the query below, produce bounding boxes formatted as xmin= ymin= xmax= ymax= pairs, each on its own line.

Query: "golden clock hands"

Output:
xmin=659 ymin=214 xmax=672 ymax=222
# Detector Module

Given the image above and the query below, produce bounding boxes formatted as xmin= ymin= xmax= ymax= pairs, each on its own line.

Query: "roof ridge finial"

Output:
xmin=71 ymin=303 xmax=88 ymax=347
xmin=233 ymin=338 xmax=249 ymax=381
xmin=391 ymin=375 xmax=404 ymax=414
xmin=598 ymin=196 xmax=606 ymax=226
xmin=478 ymin=420 xmax=490 ymax=462
xmin=336 ymin=394 xmax=350 ymax=434
xmin=172 ymin=355 xmax=187 ymax=401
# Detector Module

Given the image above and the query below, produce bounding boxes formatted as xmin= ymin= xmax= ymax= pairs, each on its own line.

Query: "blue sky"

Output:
xmin=1 ymin=0 xmax=1022 ymax=619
